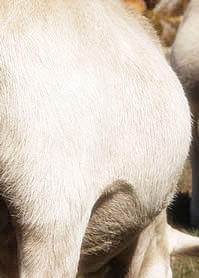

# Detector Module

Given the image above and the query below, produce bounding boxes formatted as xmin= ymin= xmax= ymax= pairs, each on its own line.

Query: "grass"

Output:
xmin=172 ymin=252 xmax=199 ymax=278
xmin=172 ymin=230 xmax=199 ymax=278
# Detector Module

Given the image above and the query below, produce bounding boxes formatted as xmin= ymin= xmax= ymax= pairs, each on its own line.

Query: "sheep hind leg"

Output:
xmin=78 ymin=181 xmax=145 ymax=278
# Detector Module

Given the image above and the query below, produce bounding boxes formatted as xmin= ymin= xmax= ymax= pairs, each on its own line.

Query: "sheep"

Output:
xmin=0 ymin=0 xmax=198 ymax=277
xmin=171 ymin=0 xmax=199 ymax=227
xmin=153 ymin=0 xmax=189 ymax=16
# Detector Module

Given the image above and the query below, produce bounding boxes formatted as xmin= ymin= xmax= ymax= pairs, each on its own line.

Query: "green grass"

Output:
xmin=172 ymin=229 xmax=199 ymax=278
xmin=172 ymin=256 xmax=199 ymax=278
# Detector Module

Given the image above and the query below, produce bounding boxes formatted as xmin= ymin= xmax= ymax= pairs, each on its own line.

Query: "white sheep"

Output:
xmin=0 ymin=1 xmax=198 ymax=277
xmin=154 ymin=0 xmax=188 ymax=15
